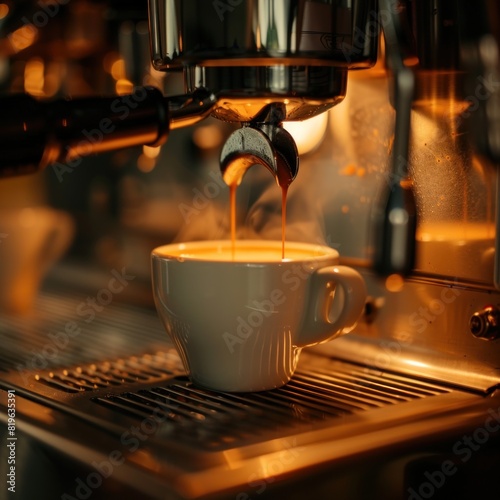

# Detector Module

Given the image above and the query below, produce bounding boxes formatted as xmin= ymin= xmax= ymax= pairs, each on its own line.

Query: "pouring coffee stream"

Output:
xmin=219 ymin=105 xmax=299 ymax=259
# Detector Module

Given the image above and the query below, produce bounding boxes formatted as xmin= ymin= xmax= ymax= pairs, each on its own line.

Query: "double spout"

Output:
xmin=219 ymin=104 xmax=299 ymax=189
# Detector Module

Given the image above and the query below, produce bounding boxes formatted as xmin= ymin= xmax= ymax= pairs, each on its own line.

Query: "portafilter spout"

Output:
xmin=220 ymin=104 xmax=299 ymax=189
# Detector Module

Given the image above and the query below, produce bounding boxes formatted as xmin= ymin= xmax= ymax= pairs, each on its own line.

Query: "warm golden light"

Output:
xmin=137 ymin=154 xmax=156 ymax=173
xmin=0 ymin=3 xmax=9 ymax=19
xmin=283 ymin=112 xmax=328 ymax=155
xmin=417 ymin=222 xmax=495 ymax=242
xmin=111 ymin=59 xmax=126 ymax=80
xmin=24 ymin=58 xmax=45 ymax=96
xmin=43 ymin=61 xmax=62 ymax=97
xmin=143 ymin=145 xmax=161 ymax=159
xmin=143 ymin=64 xmax=165 ymax=88
xmin=385 ymin=274 xmax=404 ymax=293
xmin=192 ymin=124 xmax=224 ymax=150
xmin=102 ymin=51 xmax=120 ymax=74
xmin=405 ymin=359 xmax=429 ymax=369
xmin=9 ymin=25 xmax=38 ymax=52
xmin=115 ymin=78 xmax=133 ymax=95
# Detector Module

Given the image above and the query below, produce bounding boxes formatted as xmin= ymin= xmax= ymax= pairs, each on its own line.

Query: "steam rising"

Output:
xmin=174 ymin=163 xmax=328 ymax=246
xmin=174 ymin=73 xmax=394 ymax=255
xmin=173 ymin=113 xmax=331 ymax=247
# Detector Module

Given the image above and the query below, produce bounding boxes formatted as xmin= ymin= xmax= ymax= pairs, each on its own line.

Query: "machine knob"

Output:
xmin=469 ymin=306 xmax=500 ymax=341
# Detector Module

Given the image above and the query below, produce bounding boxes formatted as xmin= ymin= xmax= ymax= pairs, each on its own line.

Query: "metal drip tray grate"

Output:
xmin=90 ymin=359 xmax=452 ymax=451
xmin=34 ymin=350 xmax=184 ymax=393
xmin=0 ymin=287 xmax=168 ymax=373
xmin=1 ymin=283 xmax=495 ymax=500
xmin=0 ymin=283 xmax=458 ymax=454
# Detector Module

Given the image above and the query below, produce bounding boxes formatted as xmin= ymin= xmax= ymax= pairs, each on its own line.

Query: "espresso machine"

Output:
xmin=1 ymin=1 xmax=500 ymax=499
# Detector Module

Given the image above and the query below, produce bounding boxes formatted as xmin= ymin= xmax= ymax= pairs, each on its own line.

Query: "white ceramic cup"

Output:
xmin=151 ymin=240 xmax=366 ymax=392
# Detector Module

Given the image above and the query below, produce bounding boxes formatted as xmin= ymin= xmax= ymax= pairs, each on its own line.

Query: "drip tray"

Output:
xmin=1 ymin=353 xmax=492 ymax=500
xmin=92 ymin=359 xmax=454 ymax=452
xmin=45 ymin=353 xmax=451 ymax=451
xmin=0 ymin=284 xmax=498 ymax=500
xmin=13 ymin=351 xmax=455 ymax=452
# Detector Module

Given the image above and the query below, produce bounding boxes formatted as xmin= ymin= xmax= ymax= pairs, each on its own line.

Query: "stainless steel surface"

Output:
xmin=299 ymin=66 xmax=497 ymax=284
xmin=409 ymin=71 xmax=496 ymax=286
xmin=314 ymin=270 xmax=500 ymax=393
xmin=1 ymin=1 xmax=500 ymax=498
xmin=457 ymin=3 xmax=500 ymax=162
xmin=167 ymin=89 xmax=218 ymax=129
xmin=149 ymin=0 xmax=378 ymax=122
xmin=1 ymin=280 xmax=499 ymax=499
xmin=189 ymin=65 xmax=348 ymax=122
xmin=149 ymin=0 xmax=378 ymax=68
xmin=469 ymin=305 xmax=500 ymax=341
xmin=372 ymin=0 xmax=416 ymax=276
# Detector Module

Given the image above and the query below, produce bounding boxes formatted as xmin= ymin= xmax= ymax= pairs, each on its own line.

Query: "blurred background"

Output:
xmin=0 ymin=0 xmax=391 ymax=310
xmin=1 ymin=3 xmax=500 ymax=499
xmin=0 ymin=0 xmax=233 ymax=307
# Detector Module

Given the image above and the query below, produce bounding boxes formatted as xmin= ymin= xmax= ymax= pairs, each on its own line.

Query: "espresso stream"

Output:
xmin=229 ymin=164 xmax=291 ymax=260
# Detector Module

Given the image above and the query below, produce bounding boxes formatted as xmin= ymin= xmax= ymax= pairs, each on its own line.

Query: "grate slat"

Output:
xmin=88 ymin=362 xmax=453 ymax=451
xmin=0 ymin=285 xmax=456 ymax=453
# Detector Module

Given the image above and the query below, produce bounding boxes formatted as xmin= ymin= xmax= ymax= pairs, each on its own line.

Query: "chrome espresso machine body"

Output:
xmin=1 ymin=1 xmax=500 ymax=499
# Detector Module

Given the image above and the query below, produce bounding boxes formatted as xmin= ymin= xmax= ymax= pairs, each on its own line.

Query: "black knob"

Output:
xmin=470 ymin=306 xmax=500 ymax=341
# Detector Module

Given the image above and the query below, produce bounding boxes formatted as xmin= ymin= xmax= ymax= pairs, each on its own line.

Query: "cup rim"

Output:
xmin=151 ymin=239 xmax=339 ymax=264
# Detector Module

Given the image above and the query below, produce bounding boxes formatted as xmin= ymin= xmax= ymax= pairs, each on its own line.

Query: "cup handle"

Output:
xmin=296 ymin=266 xmax=367 ymax=347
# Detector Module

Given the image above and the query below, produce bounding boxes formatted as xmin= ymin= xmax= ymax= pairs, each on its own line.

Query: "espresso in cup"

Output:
xmin=152 ymin=240 xmax=366 ymax=392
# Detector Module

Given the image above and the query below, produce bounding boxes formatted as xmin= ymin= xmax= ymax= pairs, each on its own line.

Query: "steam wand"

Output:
xmin=372 ymin=0 xmax=417 ymax=276
xmin=0 ymin=87 xmax=217 ymax=177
